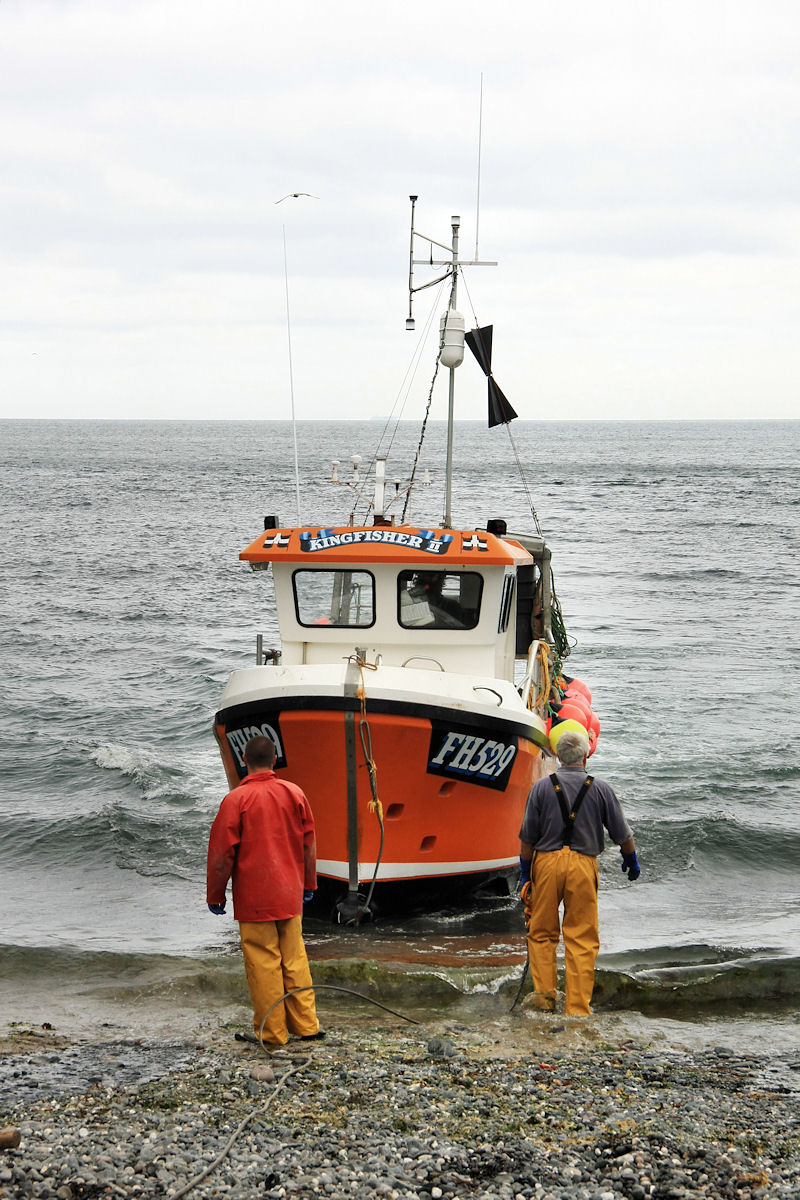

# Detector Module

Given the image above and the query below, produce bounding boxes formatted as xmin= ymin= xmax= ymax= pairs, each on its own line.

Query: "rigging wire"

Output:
xmin=400 ymin=358 xmax=441 ymax=524
xmin=504 ymin=422 xmax=544 ymax=539
xmin=400 ymin=275 xmax=453 ymax=524
xmin=349 ymin=281 xmax=447 ymax=526
xmin=459 ymin=271 xmax=544 ymax=539
xmin=382 ymin=281 xmax=447 ymax=462
xmin=459 ymin=269 xmax=574 ymax=660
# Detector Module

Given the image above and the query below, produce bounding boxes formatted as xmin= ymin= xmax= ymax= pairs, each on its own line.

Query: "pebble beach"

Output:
xmin=2 ymin=1006 xmax=799 ymax=1200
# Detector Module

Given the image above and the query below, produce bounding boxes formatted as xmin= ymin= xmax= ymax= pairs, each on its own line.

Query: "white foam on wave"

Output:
xmin=427 ymin=965 xmax=522 ymax=996
xmin=90 ymin=742 xmax=179 ymax=802
xmin=91 ymin=742 xmax=144 ymax=776
xmin=89 ymin=742 xmax=221 ymax=815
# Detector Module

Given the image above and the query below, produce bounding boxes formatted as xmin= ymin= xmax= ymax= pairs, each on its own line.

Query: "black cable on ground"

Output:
xmin=256 ymin=982 xmax=421 ymax=1048
xmin=510 ymin=893 xmax=532 ymax=1011
xmin=509 ymin=952 xmax=530 ymax=1012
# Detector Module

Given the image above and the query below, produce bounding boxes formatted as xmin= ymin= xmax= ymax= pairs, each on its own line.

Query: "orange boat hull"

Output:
xmin=215 ymin=696 xmax=546 ymax=904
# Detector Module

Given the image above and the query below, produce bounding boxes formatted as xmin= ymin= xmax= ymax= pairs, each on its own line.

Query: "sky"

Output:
xmin=1 ymin=0 xmax=798 ymax=422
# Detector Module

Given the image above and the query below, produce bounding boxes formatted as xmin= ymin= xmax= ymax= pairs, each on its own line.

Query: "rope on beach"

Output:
xmin=168 ymin=1053 xmax=311 ymax=1200
xmin=166 ymin=985 xmax=420 ymax=1199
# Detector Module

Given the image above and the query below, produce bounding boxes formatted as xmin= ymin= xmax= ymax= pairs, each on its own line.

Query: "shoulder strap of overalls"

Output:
xmin=551 ymin=773 xmax=594 ymax=846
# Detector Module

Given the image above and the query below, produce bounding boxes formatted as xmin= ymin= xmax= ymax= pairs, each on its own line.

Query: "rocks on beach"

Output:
xmin=0 ymin=1024 xmax=798 ymax=1199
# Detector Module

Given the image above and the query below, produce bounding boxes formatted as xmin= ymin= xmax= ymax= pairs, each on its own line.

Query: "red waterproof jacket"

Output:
xmin=206 ymin=770 xmax=317 ymax=922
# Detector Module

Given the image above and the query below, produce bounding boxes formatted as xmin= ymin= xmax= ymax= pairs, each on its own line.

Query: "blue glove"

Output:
xmin=303 ymin=890 xmax=314 ymax=903
xmin=208 ymin=901 xmax=226 ymax=914
xmin=519 ymin=857 xmax=531 ymax=887
xmin=620 ymin=850 xmax=641 ymax=881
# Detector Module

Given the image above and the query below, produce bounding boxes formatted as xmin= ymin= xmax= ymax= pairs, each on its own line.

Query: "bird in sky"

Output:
xmin=275 ymin=192 xmax=319 ymax=204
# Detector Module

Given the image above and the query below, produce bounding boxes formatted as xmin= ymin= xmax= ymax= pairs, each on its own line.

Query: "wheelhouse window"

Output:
xmin=293 ymin=570 xmax=375 ymax=627
xmin=498 ymin=572 xmax=515 ymax=633
xmin=397 ymin=570 xmax=482 ymax=630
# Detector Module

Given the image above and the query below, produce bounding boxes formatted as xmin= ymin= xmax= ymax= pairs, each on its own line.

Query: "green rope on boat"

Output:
xmin=549 ymin=567 xmax=572 ymax=661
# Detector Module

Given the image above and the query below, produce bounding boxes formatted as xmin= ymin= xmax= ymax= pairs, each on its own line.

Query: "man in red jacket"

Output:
xmin=206 ymin=735 xmax=322 ymax=1046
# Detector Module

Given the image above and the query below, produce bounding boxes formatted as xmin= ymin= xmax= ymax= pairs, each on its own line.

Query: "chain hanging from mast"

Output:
xmin=401 ymin=320 xmax=446 ymax=524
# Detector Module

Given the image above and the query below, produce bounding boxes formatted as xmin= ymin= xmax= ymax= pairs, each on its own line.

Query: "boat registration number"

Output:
xmin=427 ymin=722 xmax=517 ymax=791
xmin=225 ymin=720 xmax=287 ymax=775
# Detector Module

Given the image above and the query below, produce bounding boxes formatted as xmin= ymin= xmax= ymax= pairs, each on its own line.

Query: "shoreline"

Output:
xmin=2 ymin=944 xmax=799 ymax=1057
xmin=1 ymin=1011 xmax=799 ymax=1200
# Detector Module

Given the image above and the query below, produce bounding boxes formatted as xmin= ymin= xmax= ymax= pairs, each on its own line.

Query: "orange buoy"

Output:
xmin=554 ymin=698 xmax=592 ymax=725
xmin=565 ymin=678 xmax=592 ymax=704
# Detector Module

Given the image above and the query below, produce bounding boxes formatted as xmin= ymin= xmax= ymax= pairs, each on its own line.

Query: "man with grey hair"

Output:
xmin=518 ymin=728 xmax=639 ymax=1016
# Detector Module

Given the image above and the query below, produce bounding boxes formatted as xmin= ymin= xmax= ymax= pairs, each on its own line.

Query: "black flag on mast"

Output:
xmin=464 ymin=325 xmax=518 ymax=428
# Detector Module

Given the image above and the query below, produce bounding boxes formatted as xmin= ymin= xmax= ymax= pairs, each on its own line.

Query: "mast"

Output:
xmin=406 ymin=199 xmax=496 ymax=527
xmin=443 ymin=215 xmax=460 ymax=528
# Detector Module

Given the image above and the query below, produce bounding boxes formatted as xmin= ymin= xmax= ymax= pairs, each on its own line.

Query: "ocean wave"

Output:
xmin=0 ymin=942 xmax=796 ymax=1018
xmin=594 ymin=952 xmax=800 ymax=1014
xmin=620 ymin=811 xmax=800 ymax=878
xmin=0 ymin=801 xmax=207 ymax=880
xmin=90 ymin=742 xmax=198 ymax=805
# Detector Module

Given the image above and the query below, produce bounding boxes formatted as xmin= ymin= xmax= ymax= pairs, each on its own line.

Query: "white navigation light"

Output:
xmin=439 ymin=308 xmax=465 ymax=368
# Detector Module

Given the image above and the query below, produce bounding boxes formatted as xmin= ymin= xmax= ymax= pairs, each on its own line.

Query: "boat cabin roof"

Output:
xmin=240 ymin=524 xmax=535 ymax=568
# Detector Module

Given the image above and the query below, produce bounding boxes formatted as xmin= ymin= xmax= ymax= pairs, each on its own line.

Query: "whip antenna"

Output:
xmin=282 ymin=225 xmax=302 ymax=525
xmin=475 ymin=72 xmax=484 ymax=261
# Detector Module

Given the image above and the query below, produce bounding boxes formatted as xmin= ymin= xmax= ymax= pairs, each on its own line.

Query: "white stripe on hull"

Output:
xmin=317 ymin=857 xmax=516 ymax=882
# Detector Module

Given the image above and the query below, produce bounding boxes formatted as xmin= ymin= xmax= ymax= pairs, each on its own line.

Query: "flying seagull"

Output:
xmin=275 ymin=192 xmax=319 ymax=204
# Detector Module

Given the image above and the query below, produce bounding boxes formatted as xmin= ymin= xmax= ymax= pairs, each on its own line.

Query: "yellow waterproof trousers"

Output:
xmin=239 ymin=916 xmax=319 ymax=1045
xmin=526 ymin=847 xmax=599 ymax=1016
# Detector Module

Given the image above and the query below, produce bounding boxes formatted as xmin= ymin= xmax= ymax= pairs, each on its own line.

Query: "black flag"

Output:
xmin=465 ymin=326 xmax=493 ymax=376
xmin=465 ymin=325 xmax=518 ymax=428
xmin=487 ymin=379 xmax=518 ymax=428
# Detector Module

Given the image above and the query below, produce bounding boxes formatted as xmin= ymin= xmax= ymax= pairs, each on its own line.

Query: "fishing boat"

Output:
xmin=214 ymin=199 xmax=599 ymax=922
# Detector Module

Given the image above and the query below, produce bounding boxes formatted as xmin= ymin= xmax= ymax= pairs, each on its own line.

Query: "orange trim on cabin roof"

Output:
xmin=240 ymin=525 xmax=533 ymax=567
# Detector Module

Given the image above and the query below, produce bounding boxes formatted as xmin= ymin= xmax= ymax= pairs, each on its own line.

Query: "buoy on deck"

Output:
xmin=564 ymin=677 xmax=592 ymax=704
xmin=555 ymin=698 xmax=592 ymax=725
xmin=550 ymin=671 xmax=601 ymax=757
xmin=439 ymin=308 xmax=465 ymax=368
xmin=549 ymin=717 xmax=589 ymax=753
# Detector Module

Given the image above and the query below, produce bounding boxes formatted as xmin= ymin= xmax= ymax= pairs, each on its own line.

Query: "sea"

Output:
xmin=1 ymin=418 xmax=799 ymax=1050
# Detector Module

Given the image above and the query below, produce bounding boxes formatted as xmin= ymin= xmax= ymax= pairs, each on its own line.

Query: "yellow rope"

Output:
xmin=529 ymin=640 xmax=552 ymax=713
xmin=355 ymin=657 xmax=383 ymax=820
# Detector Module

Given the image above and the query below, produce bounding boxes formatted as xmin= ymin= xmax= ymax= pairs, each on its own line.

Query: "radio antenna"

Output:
xmin=282 ymin=225 xmax=302 ymax=524
xmin=475 ymin=72 xmax=484 ymax=260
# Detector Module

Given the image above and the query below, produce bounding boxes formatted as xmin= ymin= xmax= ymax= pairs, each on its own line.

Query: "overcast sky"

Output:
xmin=2 ymin=0 xmax=798 ymax=421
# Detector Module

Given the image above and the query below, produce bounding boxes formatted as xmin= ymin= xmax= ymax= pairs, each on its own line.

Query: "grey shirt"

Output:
xmin=519 ymin=765 xmax=632 ymax=857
